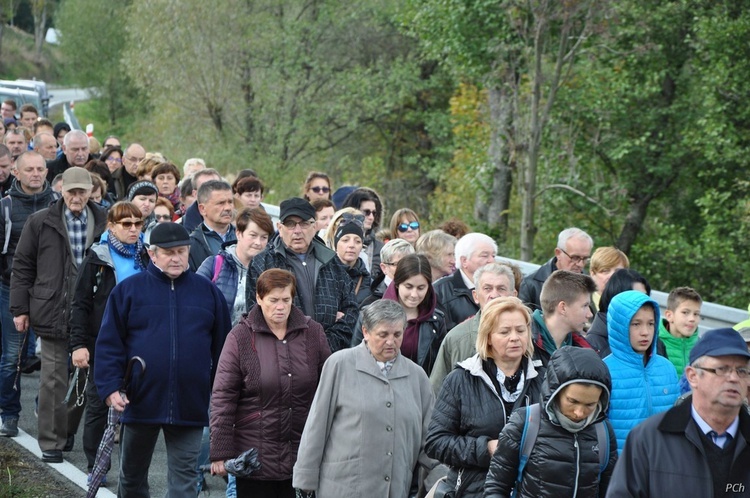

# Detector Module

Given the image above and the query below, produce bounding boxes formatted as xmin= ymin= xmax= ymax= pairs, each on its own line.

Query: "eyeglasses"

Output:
xmin=125 ymin=156 xmax=144 ymax=164
xmin=117 ymin=220 xmax=144 ymax=229
xmin=281 ymin=219 xmax=315 ymax=229
xmin=361 ymin=209 xmax=377 ymax=217
xmin=309 ymin=186 xmax=330 ymax=194
xmin=694 ymin=365 xmax=750 ymax=379
xmin=105 ymin=157 xmax=122 ymax=163
xmin=558 ymin=247 xmax=590 ymax=265
xmin=397 ymin=221 xmax=420 ymax=233
xmin=155 ymin=214 xmax=172 ymax=221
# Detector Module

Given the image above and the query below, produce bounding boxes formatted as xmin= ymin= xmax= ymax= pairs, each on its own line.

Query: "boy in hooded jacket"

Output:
xmin=604 ymin=290 xmax=679 ymax=452
xmin=484 ymin=346 xmax=618 ymax=498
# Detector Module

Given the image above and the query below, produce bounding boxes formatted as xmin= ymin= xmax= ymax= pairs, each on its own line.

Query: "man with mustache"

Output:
xmin=188 ymin=180 xmax=236 ymax=271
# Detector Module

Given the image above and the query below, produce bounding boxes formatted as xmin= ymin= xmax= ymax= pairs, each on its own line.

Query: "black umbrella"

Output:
xmin=86 ymin=356 xmax=145 ymax=498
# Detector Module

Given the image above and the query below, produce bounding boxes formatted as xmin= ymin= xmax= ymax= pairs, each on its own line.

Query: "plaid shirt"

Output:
xmin=64 ymin=207 xmax=87 ymax=266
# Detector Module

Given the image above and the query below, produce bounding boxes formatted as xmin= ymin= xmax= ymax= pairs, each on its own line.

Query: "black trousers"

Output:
xmin=235 ymin=478 xmax=295 ymax=498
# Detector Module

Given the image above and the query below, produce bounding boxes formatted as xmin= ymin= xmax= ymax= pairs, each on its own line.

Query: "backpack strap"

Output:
xmin=211 ymin=254 xmax=225 ymax=283
xmin=514 ymin=403 xmax=541 ymax=497
xmin=1 ymin=196 xmax=11 ymax=255
xmin=595 ymin=421 xmax=609 ymax=476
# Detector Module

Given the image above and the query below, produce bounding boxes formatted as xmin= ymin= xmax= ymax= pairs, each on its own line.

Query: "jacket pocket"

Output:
xmin=235 ymin=411 xmax=261 ymax=428
xmin=29 ymin=286 xmax=56 ymax=330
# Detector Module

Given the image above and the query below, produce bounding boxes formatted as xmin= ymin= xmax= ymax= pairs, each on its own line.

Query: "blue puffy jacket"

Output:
xmin=604 ymin=290 xmax=679 ymax=452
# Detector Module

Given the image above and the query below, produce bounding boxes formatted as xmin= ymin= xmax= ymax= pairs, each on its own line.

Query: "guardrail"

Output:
xmin=63 ymin=102 xmax=81 ymax=131
xmin=63 ymin=103 xmax=741 ymax=332
xmin=497 ymin=256 xmax=747 ymax=335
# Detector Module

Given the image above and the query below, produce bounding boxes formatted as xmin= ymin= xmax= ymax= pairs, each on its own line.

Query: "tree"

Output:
xmin=29 ymin=0 xmax=50 ymax=62
xmin=56 ymin=0 xmax=135 ymax=125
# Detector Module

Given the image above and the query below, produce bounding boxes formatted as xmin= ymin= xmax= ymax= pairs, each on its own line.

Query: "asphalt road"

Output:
xmin=15 ymin=367 xmax=227 ymax=496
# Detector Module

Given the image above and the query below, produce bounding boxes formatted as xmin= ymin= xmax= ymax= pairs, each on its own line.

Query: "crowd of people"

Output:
xmin=0 ymin=103 xmax=749 ymax=498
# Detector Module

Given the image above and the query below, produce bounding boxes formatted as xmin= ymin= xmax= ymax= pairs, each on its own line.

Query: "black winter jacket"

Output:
xmin=0 ymin=180 xmax=58 ymax=285
xmin=586 ymin=311 xmax=610 ymax=358
xmin=484 ymin=347 xmax=617 ymax=498
xmin=434 ymin=270 xmax=479 ymax=331
xmin=69 ymin=240 xmax=149 ymax=354
xmin=188 ymin=223 xmax=237 ymax=272
xmin=425 ymin=354 xmax=545 ymax=498
xmin=518 ymin=257 xmax=557 ymax=311
xmin=343 ymin=256 xmax=372 ymax=305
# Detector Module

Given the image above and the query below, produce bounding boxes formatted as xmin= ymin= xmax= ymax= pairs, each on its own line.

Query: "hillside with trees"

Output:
xmin=6 ymin=0 xmax=750 ymax=307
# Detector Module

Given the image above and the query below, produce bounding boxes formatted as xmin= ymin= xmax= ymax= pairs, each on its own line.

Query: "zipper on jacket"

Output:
xmin=572 ymin=434 xmax=580 ymax=498
xmin=168 ymin=278 xmax=176 ymax=422
xmin=643 ymin=369 xmax=653 ymax=414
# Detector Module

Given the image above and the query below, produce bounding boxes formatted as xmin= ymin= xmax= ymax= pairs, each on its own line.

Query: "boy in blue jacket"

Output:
xmin=604 ymin=290 xmax=679 ymax=452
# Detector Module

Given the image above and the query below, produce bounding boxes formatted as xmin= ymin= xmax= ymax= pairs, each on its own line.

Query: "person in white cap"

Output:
xmin=9 ymin=166 xmax=107 ymax=463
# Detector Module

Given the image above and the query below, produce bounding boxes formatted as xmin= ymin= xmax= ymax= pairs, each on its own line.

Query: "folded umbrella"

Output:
xmin=86 ymin=356 xmax=145 ymax=498
xmin=199 ymin=447 xmax=261 ymax=478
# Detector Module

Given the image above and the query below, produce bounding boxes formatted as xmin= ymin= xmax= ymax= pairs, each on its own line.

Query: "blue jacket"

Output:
xmin=94 ymin=262 xmax=231 ymax=426
xmin=197 ymin=245 xmax=245 ymax=322
xmin=604 ymin=290 xmax=679 ymax=451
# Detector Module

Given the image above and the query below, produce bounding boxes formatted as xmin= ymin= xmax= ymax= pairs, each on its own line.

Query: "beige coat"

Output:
xmin=293 ymin=342 xmax=434 ymax=497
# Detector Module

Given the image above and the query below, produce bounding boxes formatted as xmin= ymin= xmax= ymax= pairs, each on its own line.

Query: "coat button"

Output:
xmin=386 ymin=426 xmax=392 ymax=431
xmin=386 ymin=402 xmax=392 ymax=408
xmin=386 ymin=451 xmax=392 ymax=456
xmin=384 ymin=476 xmax=390 ymax=481
xmin=282 ymin=340 xmax=287 ymax=344
xmin=288 ymin=373 xmax=292 ymax=377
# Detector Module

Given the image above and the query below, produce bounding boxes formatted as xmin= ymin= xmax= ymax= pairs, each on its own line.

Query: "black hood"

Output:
xmin=542 ymin=346 xmax=612 ymax=423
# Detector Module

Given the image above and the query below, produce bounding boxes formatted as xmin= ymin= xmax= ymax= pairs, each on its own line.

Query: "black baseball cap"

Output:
xmin=279 ymin=197 xmax=316 ymax=222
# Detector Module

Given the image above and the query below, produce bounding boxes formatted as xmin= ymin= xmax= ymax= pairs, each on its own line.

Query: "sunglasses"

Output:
xmin=310 ymin=186 xmax=330 ymax=194
xmin=340 ymin=212 xmax=365 ymax=227
xmin=155 ymin=214 xmax=172 ymax=221
xmin=361 ymin=209 xmax=377 ymax=217
xmin=397 ymin=221 xmax=420 ymax=233
xmin=117 ymin=220 xmax=144 ymax=229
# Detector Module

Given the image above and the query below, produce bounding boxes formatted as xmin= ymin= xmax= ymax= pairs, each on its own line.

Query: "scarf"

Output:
xmin=549 ymin=401 xmax=602 ymax=433
xmin=162 ymin=186 xmax=181 ymax=214
xmin=107 ymin=228 xmax=146 ymax=271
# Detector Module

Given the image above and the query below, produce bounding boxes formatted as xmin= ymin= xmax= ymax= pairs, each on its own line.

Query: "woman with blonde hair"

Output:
xmin=425 ymin=297 xmax=545 ymax=498
xmin=589 ymin=246 xmax=629 ymax=310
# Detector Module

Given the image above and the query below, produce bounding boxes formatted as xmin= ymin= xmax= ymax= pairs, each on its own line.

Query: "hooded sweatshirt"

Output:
xmin=604 ymin=290 xmax=679 ymax=452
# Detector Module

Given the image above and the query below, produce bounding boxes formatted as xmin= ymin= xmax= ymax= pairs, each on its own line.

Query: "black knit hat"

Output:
xmin=127 ymin=181 xmax=158 ymax=200
xmin=334 ymin=218 xmax=364 ymax=247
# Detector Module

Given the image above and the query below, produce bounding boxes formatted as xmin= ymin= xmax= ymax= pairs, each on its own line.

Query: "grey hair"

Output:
xmin=63 ymin=129 xmax=88 ymax=148
xmin=361 ymin=300 xmax=407 ymax=332
xmin=183 ymin=157 xmax=206 ymax=176
xmin=455 ymin=232 xmax=497 ymax=261
xmin=380 ymin=238 xmax=415 ymax=264
xmin=557 ymin=227 xmax=594 ymax=251
xmin=197 ymin=179 xmax=232 ymax=204
xmin=192 ymin=168 xmax=221 ymax=189
xmin=473 ymin=262 xmax=515 ymax=289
